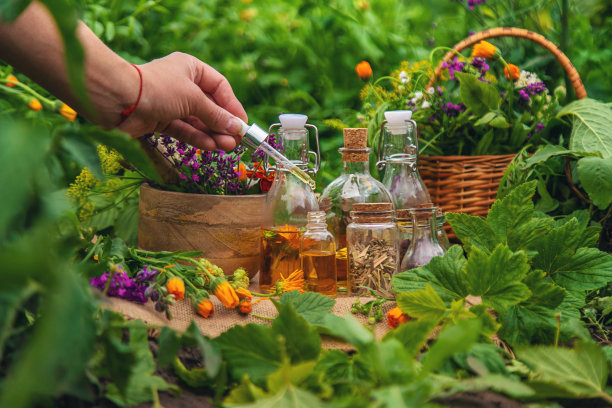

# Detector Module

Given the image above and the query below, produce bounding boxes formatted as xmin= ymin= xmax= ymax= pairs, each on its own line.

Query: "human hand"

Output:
xmin=117 ymin=52 xmax=247 ymax=151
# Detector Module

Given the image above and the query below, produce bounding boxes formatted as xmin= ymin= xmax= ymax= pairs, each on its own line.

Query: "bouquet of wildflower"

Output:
xmin=360 ymin=40 xmax=564 ymax=156
xmin=147 ymin=133 xmax=281 ymax=194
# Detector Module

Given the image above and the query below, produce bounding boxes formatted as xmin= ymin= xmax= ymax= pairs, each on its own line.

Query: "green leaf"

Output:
xmin=445 ymin=213 xmax=497 ymax=254
xmin=552 ymin=248 xmax=612 ymax=292
xmin=215 ymin=324 xmax=282 ymax=385
xmin=517 ymin=341 xmax=612 ymax=402
xmin=315 ymin=349 xmax=372 ymax=385
xmin=383 ymin=319 xmax=439 ymax=358
xmin=577 ymin=156 xmax=612 ymax=209
xmin=486 ymin=180 xmax=537 ymax=244
xmin=435 ymin=374 xmax=535 ymax=400
xmin=157 ymin=328 xmax=180 ymax=368
xmin=456 ymin=72 xmax=501 ymax=116
xmin=488 ymin=115 xmax=510 ymax=128
xmin=370 ymin=382 xmax=434 ymax=408
xmin=463 ymin=245 xmax=531 ymax=312
xmin=474 ymin=111 xmax=498 ymax=127
xmin=278 ymin=291 xmax=335 ymax=325
xmin=225 ymin=383 xmax=325 ymax=408
xmin=396 ymin=284 xmax=447 ymax=322
xmin=531 ymin=219 xmax=583 ymax=274
xmin=272 ymin=304 xmax=321 ymax=363
xmin=557 ymin=98 xmax=612 ymax=157
xmin=321 ymin=314 xmax=374 ymax=352
xmin=421 ymin=318 xmax=482 ymax=375
xmin=523 ymin=271 xmax=565 ymax=310
xmin=498 ymin=304 xmax=560 ymax=346
xmin=184 ymin=323 xmax=221 ymax=378
xmin=524 ymin=145 xmax=570 ymax=168
xmin=393 ymin=245 xmax=469 ymax=302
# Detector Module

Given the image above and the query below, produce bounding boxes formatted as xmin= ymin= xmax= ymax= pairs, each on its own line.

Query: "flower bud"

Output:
xmin=166 ymin=277 xmax=185 ymax=301
xmin=28 ymin=98 xmax=42 ymax=111
xmin=355 ymin=61 xmax=373 ymax=81
xmin=554 ymin=85 xmax=566 ymax=102
xmin=5 ymin=75 xmax=18 ymax=88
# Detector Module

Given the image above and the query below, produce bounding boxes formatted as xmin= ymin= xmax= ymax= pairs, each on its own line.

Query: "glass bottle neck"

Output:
xmin=411 ymin=218 xmax=440 ymax=245
xmin=342 ymin=160 xmax=370 ymax=175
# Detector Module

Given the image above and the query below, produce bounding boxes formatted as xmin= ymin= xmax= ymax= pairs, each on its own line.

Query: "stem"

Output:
xmin=554 ymin=313 xmax=561 ymax=346
xmin=251 ymin=313 xmax=275 ymax=321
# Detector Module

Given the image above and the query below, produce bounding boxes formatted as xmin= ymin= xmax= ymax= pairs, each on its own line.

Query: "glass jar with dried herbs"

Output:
xmin=346 ymin=203 xmax=398 ymax=297
xmin=300 ymin=211 xmax=337 ymax=297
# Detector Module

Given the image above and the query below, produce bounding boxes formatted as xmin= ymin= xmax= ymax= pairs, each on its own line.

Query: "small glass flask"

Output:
xmin=319 ymin=128 xmax=393 ymax=292
xmin=396 ymin=209 xmax=413 ymax=263
xmin=436 ymin=210 xmax=451 ymax=250
xmin=300 ymin=211 xmax=337 ymax=296
xmin=401 ymin=207 xmax=445 ymax=271
xmin=377 ymin=110 xmax=431 ymax=209
xmin=346 ymin=203 xmax=398 ymax=297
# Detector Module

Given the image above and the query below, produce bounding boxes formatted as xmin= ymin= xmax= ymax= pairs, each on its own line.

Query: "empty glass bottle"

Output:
xmin=378 ymin=110 xmax=431 ymax=209
xmin=300 ymin=211 xmax=337 ymax=296
xmin=400 ymin=207 xmax=445 ymax=271
xmin=260 ymin=114 xmax=319 ymax=291
xmin=347 ymin=203 xmax=398 ymax=297
xmin=319 ymin=128 xmax=393 ymax=292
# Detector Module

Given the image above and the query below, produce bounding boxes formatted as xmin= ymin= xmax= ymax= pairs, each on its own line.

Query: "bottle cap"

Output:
xmin=384 ymin=110 xmax=413 ymax=135
xmin=279 ymin=114 xmax=308 ymax=141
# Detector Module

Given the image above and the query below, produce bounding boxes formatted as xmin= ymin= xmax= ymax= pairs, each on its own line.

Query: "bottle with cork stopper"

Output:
xmin=319 ymin=128 xmax=393 ymax=292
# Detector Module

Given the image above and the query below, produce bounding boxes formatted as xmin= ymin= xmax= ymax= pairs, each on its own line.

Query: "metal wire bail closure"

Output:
xmin=265 ymin=122 xmax=320 ymax=176
xmin=376 ymin=119 xmax=419 ymax=171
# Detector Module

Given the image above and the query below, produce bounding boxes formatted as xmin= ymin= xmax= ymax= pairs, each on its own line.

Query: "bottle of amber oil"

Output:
xmin=300 ymin=211 xmax=338 ymax=296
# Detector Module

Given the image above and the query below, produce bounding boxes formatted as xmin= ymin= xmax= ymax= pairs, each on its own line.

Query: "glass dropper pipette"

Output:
xmin=237 ymin=118 xmax=316 ymax=190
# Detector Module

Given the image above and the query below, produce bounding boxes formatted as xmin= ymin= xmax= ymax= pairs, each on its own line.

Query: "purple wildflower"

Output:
xmin=442 ymin=57 xmax=465 ymax=81
xmin=455 ymin=0 xmax=486 ymax=10
xmin=442 ymin=102 xmax=466 ymax=117
xmin=471 ymin=57 xmax=489 ymax=77
xmin=518 ymin=81 xmax=547 ymax=104
xmin=90 ymin=265 xmax=158 ymax=303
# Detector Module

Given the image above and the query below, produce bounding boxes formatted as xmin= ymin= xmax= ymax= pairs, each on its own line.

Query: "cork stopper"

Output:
xmin=352 ymin=202 xmax=393 ymax=213
xmin=343 ymin=128 xmax=368 ymax=149
xmin=396 ymin=208 xmax=411 ymax=220
xmin=416 ymin=202 xmax=434 ymax=208
xmin=319 ymin=197 xmax=332 ymax=212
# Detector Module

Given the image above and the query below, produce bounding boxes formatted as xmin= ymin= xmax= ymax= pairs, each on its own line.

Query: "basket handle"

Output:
xmin=430 ymin=27 xmax=587 ymax=99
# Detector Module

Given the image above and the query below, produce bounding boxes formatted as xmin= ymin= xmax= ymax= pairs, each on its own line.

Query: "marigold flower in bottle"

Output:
xmin=58 ymin=103 xmax=77 ymax=122
xmin=239 ymin=299 xmax=252 ymax=315
xmin=387 ymin=306 xmax=409 ymax=329
xmin=5 ymin=75 xmax=18 ymax=88
xmin=28 ymin=98 xmax=42 ymax=111
xmin=471 ymin=40 xmax=499 ymax=59
xmin=504 ymin=63 xmax=520 ymax=81
xmin=196 ymin=298 xmax=214 ymax=318
xmin=355 ymin=61 xmax=373 ymax=80
xmin=166 ymin=277 xmax=185 ymax=301
xmin=211 ymin=277 xmax=240 ymax=308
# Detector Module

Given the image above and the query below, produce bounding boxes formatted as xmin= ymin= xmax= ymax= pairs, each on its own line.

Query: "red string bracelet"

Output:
xmin=116 ymin=63 xmax=143 ymax=127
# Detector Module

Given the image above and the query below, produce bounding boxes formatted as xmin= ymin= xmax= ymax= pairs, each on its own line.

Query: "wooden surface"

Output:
xmin=138 ymin=184 xmax=265 ymax=277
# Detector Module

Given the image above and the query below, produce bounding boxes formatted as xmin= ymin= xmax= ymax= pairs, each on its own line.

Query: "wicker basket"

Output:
xmin=421 ymin=28 xmax=587 ymax=237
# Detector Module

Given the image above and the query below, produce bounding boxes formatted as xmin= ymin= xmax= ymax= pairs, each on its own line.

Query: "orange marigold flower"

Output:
xmin=355 ymin=61 xmax=373 ymax=81
xmin=239 ymin=299 xmax=252 ymax=315
xmin=237 ymin=162 xmax=247 ymax=181
xmin=272 ymin=269 xmax=305 ymax=294
xmin=166 ymin=277 xmax=185 ymax=301
xmin=471 ymin=40 xmax=499 ymax=59
xmin=387 ymin=306 xmax=409 ymax=329
xmin=196 ymin=298 xmax=214 ymax=318
xmin=58 ymin=103 xmax=77 ymax=122
xmin=504 ymin=63 xmax=520 ymax=81
xmin=6 ymin=75 xmax=18 ymax=88
xmin=236 ymin=287 xmax=252 ymax=300
xmin=211 ymin=277 xmax=240 ymax=309
xmin=28 ymin=98 xmax=42 ymax=111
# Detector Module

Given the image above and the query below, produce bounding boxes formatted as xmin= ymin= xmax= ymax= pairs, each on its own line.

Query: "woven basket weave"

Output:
xmin=421 ymin=28 xmax=587 ymax=237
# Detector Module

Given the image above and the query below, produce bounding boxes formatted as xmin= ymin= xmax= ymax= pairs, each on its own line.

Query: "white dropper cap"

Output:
xmin=279 ymin=114 xmax=308 ymax=140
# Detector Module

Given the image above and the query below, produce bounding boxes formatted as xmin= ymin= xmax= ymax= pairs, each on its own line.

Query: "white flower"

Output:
xmin=515 ymin=70 xmax=541 ymax=88
xmin=426 ymin=87 xmax=434 ymax=95
xmin=421 ymin=101 xmax=431 ymax=109
xmin=414 ymin=91 xmax=423 ymax=100
xmin=399 ymin=71 xmax=409 ymax=84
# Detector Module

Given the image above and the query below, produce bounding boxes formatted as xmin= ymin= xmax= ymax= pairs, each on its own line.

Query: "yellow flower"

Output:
xmin=239 ymin=299 xmax=252 ymax=315
xmin=28 ymin=98 xmax=42 ymax=111
xmin=97 ymin=145 xmax=123 ymax=175
xmin=58 ymin=103 xmax=77 ymax=122
xmin=273 ymin=269 xmax=305 ymax=294
xmin=166 ymin=277 xmax=185 ymax=301
xmin=196 ymin=298 xmax=214 ymax=318
xmin=504 ymin=63 xmax=520 ymax=81
xmin=67 ymin=167 xmax=98 ymax=204
xmin=211 ymin=277 xmax=240 ymax=309
xmin=236 ymin=287 xmax=252 ymax=300
xmin=472 ymin=40 xmax=499 ymax=59
xmin=387 ymin=306 xmax=410 ymax=329
xmin=355 ymin=61 xmax=373 ymax=80
xmin=6 ymin=75 xmax=18 ymax=88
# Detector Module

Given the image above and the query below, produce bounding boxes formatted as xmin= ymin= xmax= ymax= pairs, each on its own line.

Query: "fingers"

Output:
xmin=194 ymin=62 xmax=248 ymax=122
xmin=187 ymin=83 xmax=244 ymax=138
xmin=162 ymin=118 xmax=238 ymax=151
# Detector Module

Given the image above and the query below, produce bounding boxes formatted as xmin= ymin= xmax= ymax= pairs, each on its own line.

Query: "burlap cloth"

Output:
xmin=102 ymin=283 xmax=394 ymax=349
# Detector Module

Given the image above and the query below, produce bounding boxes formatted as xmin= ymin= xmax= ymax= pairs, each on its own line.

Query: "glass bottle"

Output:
xmin=346 ymin=203 xmax=398 ymax=297
xmin=300 ymin=211 xmax=337 ymax=296
xmin=396 ymin=209 xmax=413 ymax=263
xmin=436 ymin=211 xmax=451 ymax=250
xmin=319 ymin=128 xmax=393 ymax=292
xmin=260 ymin=114 xmax=319 ymax=291
xmin=378 ymin=110 xmax=431 ymax=209
xmin=401 ymin=207 xmax=445 ymax=271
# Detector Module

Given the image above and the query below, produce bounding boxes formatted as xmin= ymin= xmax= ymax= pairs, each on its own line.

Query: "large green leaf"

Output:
xmin=225 ymin=383 xmax=324 ymax=408
xmin=445 ymin=213 xmax=497 ymax=254
xmin=531 ymin=218 xmax=584 ymax=274
xmin=557 ymin=98 xmax=612 ymax=157
xmin=552 ymin=248 xmax=612 ymax=292
xmin=370 ymin=382 xmax=435 ymax=408
xmin=396 ymin=284 xmax=448 ymax=322
xmin=456 ymin=72 xmax=501 ymax=116
xmin=463 ymin=245 xmax=531 ymax=312
xmin=278 ymin=291 xmax=335 ymax=325
xmin=517 ymin=341 xmax=612 ymax=402
xmin=383 ymin=319 xmax=439 ymax=358
xmin=272 ymin=304 xmax=321 ymax=364
xmin=392 ymin=245 xmax=469 ymax=302
xmin=577 ymin=156 xmax=612 ymax=209
xmin=485 ymin=180 xmax=537 ymax=244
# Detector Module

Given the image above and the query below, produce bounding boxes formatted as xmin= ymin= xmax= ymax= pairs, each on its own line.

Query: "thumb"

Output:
xmin=188 ymin=85 xmax=243 ymax=136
